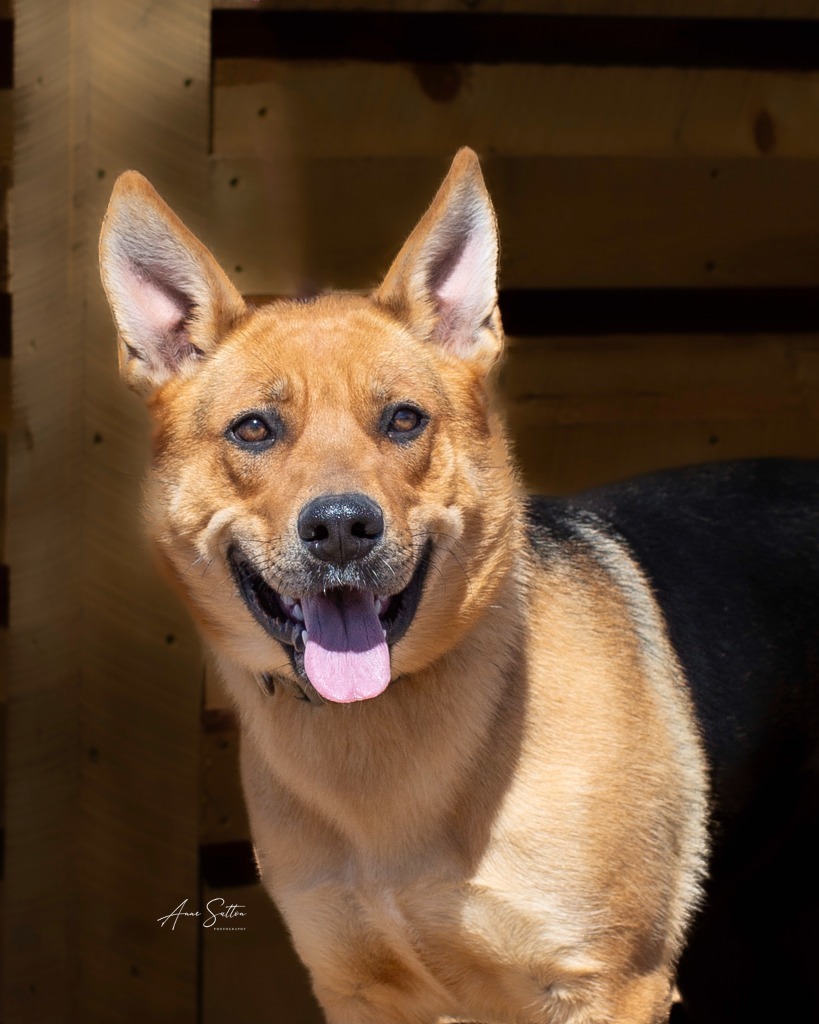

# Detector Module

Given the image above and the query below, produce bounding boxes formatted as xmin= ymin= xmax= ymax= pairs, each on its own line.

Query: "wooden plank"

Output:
xmin=2 ymin=2 xmax=86 ymax=1015
xmin=0 ymin=356 xmax=7 ymax=431
xmin=0 ymin=151 xmax=9 ymax=294
xmin=207 ymin=155 xmax=819 ymax=293
xmin=212 ymin=1 xmax=819 ymax=23
xmin=501 ymin=334 xmax=819 ymax=423
xmin=0 ymin=701 xmax=5 ymax=818
xmin=214 ymin=62 xmax=819 ymax=161
xmin=201 ymin=882 xmax=322 ymax=1024
xmin=504 ymin=333 xmax=819 ymax=491
xmin=202 ymin=709 xmax=250 ymax=846
xmin=78 ymin=0 xmax=211 ymax=1017
xmin=0 ymin=430 xmax=5 ymax=561
xmin=2 ymin=1 xmax=211 ymax=1021
xmin=0 ymin=294 xmax=8 ymax=360
xmin=1 ymin=353 xmax=7 ymax=569
xmin=0 ymin=89 xmax=11 ymax=163
xmin=515 ymin=415 xmax=819 ymax=494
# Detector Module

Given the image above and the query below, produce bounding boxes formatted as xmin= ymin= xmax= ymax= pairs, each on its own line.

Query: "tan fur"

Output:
xmin=100 ymin=150 xmax=708 ymax=1024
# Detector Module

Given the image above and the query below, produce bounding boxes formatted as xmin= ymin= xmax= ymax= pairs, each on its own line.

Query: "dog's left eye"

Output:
xmin=381 ymin=404 xmax=428 ymax=442
xmin=227 ymin=413 xmax=277 ymax=449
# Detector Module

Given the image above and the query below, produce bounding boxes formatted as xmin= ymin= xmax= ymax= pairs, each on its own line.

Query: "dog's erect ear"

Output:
xmin=374 ymin=148 xmax=501 ymax=369
xmin=99 ymin=172 xmax=247 ymax=397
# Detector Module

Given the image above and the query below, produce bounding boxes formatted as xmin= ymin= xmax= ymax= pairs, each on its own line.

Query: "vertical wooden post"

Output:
xmin=3 ymin=1 xmax=211 ymax=1020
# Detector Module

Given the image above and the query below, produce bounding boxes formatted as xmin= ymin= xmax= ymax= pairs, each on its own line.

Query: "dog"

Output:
xmin=100 ymin=149 xmax=819 ymax=1023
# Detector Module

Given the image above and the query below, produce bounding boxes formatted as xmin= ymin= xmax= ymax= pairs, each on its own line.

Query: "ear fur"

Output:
xmin=374 ymin=148 xmax=502 ymax=369
xmin=99 ymin=172 xmax=247 ymax=396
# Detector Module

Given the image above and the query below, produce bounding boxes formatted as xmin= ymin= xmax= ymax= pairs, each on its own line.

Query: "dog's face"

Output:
xmin=100 ymin=150 xmax=519 ymax=703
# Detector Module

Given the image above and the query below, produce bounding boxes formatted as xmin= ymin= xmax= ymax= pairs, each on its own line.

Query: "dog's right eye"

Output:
xmin=227 ymin=413 xmax=278 ymax=449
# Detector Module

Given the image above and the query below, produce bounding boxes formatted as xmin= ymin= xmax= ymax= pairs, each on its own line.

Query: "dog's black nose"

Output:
xmin=297 ymin=493 xmax=384 ymax=563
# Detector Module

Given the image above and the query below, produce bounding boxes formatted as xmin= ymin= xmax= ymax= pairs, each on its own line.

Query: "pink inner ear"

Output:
xmin=112 ymin=258 xmax=202 ymax=373
xmin=436 ymin=231 xmax=483 ymax=309
xmin=433 ymin=229 xmax=494 ymax=353
xmin=124 ymin=262 xmax=189 ymax=339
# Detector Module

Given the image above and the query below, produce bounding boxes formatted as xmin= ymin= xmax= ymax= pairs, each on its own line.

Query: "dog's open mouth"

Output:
xmin=228 ymin=543 xmax=432 ymax=704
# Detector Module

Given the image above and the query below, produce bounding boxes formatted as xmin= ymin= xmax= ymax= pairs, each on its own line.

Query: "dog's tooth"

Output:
xmin=374 ymin=597 xmax=384 ymax=616
xmin=291 ymin=603 xmax=304 ymax=621
xmin=382 ymin=628 xmax=387 ymax=640
xmin=302 ymin=629 xmax=308 ymax=646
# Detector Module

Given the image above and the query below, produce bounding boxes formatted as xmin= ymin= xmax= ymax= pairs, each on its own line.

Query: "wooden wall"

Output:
xmin=2 ymin=2 xmax=819 ymax=1021
xmin=2 ymin=2 xmax=209 ymax=1021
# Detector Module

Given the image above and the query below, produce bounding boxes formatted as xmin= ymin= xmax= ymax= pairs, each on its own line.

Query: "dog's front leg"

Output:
xmin=280 ymin=895 xmax=460 ymax=1024
xmin=244 ymin=792 xmax=458 ymax=1021
xmin=603 ymin=973 xmax=676 ymax=1024
xmin=313 ymin=963 xmax=675 ymax=1024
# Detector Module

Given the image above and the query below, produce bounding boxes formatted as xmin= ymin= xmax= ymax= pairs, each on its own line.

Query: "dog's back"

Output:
xmin=530 ymin=458 xmax=819 ymax=1021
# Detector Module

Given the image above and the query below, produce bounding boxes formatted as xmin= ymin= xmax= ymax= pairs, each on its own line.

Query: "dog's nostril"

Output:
xmin=351 ymin=520 xmax=377 ymax=539
xmin=307 ymin=524 xmax=330 ymax=542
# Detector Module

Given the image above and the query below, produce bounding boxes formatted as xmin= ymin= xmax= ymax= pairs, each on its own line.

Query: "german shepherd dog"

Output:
xmin=100 ymin=150 xmax=819 ymax=1023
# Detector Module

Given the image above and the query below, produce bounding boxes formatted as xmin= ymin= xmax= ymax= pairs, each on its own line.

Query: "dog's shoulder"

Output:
xmin=527 ymin=459 xmax=819 ymax=814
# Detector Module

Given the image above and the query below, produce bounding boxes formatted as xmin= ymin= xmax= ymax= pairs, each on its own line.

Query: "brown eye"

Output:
xmin=382 ymin=403 xmax=428 ymax=443
xmin=390 ymin=408 xmax=420 ymax=432
xmin=234 ymin=416 xmax=269 ymax=442
xmin=227 ymin=413 xmax=279 ymax=449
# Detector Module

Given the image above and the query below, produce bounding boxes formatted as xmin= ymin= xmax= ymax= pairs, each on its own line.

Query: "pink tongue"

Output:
xmin=301 ymin=590 xmax=391 ymax=703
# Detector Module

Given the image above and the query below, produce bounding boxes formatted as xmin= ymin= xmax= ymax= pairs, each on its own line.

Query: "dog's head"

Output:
xmin=99 ymin=149 xmax=520 ymax=704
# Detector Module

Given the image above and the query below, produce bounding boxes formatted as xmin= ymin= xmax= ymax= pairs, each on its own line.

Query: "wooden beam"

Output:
xmin=206 ymin=155 xmax=819 ymax=292
xmin=202 ymin=709 xmax=250 ymax=846
xmin=214 ymin=61 xmax=819 ymax=161
xmin=200 ymin=883 xmax=321 ymax=1024
xmin=513 ymin=413 xmax=819 ymax=493
xmin=501 ymin=333 xmax=819 ymax=424
xmin=505 ymin=333 xmax=819 ymax=491
xmin=2 ymin=1 xmax=211 ymax=1020
xmin=2 ymin=3 xmax=85 ymax=1014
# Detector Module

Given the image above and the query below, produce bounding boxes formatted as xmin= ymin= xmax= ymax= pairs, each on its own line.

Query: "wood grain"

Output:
xmin=201 ymin=882 xmax=322 ymax=1024
xmin=2 ymin=1 xmax=211 ymax=1020
xmin=207 ymin=155 xmax=819 ymax=293
xmin=214 ymin=60 xmax=819 ymax=160
xmin=503 ymin=334 xmax=819 ymax=491
xmin=202 ymin=711 xmax=250 ymax=846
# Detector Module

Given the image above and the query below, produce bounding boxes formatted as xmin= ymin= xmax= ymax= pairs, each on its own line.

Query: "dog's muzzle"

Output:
xmin=228 ymin=539 xmax=433 ymax=705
